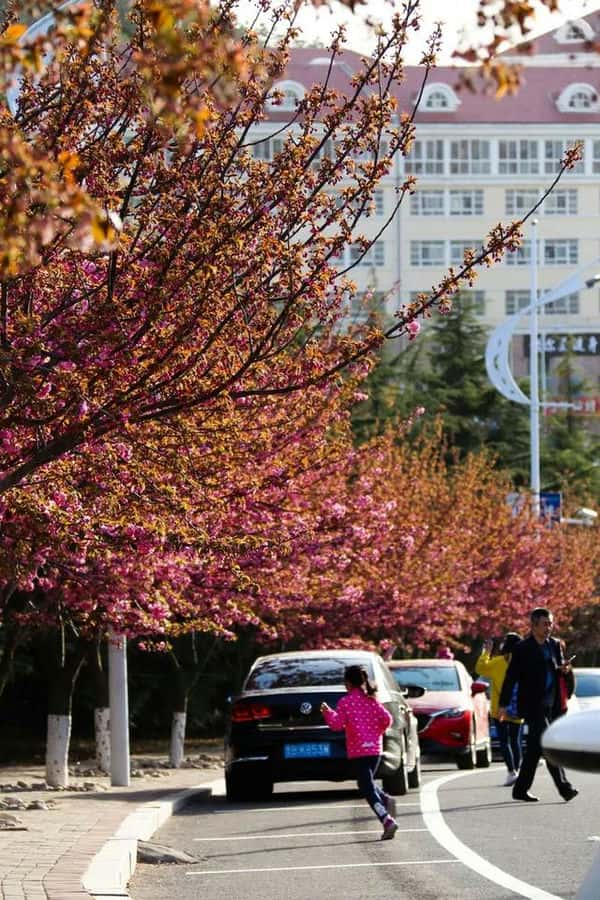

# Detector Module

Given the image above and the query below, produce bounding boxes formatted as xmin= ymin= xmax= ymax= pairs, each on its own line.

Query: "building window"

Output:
xmin=410 ymin=190 xmax=444 ymax=215
xmin=449 ymin=190 xmax=483 ymax=216
xmin=544 ymin=140 xmax=585 ymax=173
xmin=425 ymin=90 xmax=449 ymax=109
xmin=350 ymin=243 xmax=385 ymax=267
xmin=544 ymin=239 xmax=578 ymax=266
xmin=405 ymin=139 xmax=445 ymax=175
xmin=410 ymin=241 xmax=445 ymax=267
xmin=449 ymin=241 xmax=478 ymax=266
xmin=555 ymin=19 xmax=594 ymax=42
xmin=498 ymin=140 xmax=539 ymax=175
xmin=251 ymin=138 xmax=284 ymax=160
xmin=457 ymin=291 xmax=486 ymax=315
xmin=544 ymin=189 xmax=578 ymax=216
xmin=268 ymin=80 xmax=305 ymax=110
xmin=543 ymin=292 xmax=580 ymax=314
xmin=593 ymin=141 xmax=600 ymax=174
xmin=421 ymin=84 xmax=461 ymax=112
xmin=506 ymin=241 xmax=532 ymax=266
xmin=505 ymin=290 xmax=531 ymax=314
xmin=505 ymin=190 xmax=539 ymax=217
xmin=556 ymin=83 xmax=599 ymax=112
xmin=449 ymin=139 xmax=491 ymax=175
xmin=373 ymin=190 xmax=384 ymax=216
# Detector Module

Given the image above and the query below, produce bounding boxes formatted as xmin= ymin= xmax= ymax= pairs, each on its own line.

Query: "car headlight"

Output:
xmin=430 ymin=707 xmax=468 ymax=720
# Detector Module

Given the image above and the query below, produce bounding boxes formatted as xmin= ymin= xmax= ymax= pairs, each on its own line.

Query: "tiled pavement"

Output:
xmin=0 ymin=758 xmax=222 ymax=900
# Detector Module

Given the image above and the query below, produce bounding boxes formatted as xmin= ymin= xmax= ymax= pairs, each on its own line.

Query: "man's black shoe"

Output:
xmin=512 ymin=790 xmax=539 ymax=802
xmin=561 ymin=787 xmax=578 ymax=802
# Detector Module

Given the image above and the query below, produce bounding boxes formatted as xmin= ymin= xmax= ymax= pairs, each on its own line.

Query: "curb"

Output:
xmin=83 ymin=776 xmax=225 ymax=899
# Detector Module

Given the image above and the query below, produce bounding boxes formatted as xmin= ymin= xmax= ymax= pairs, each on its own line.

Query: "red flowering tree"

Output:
xmin=0 ymin=0 xmax=586 ymax=777
xmin=248 ymin=428 xmax=600 ymax=653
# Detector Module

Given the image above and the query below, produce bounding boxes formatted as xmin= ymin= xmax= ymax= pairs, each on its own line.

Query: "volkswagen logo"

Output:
xmin=300 ymin=702 xmax=312 ymax=715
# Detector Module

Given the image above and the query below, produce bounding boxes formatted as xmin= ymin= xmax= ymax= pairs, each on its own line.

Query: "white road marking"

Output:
xmin=193 ymin=828 xmax=428 ymax=841
xmin=421 ymin=770 xmax=564 ymax=900
xmin=187 ymin=859 xmax=457 ymax=876
xmin=211 ymin=801 xmax=421 ymax=813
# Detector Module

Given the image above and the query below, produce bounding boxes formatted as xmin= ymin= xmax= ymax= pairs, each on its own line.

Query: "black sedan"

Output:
xmin=224 ymin=649 xmax=421 ymax=802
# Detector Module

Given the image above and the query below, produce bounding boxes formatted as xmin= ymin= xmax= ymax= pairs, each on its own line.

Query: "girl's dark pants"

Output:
xmin=495 ymin=718 xmax=523 ymax=772
xmin=354 ymin=755 xmax=389 ymax=823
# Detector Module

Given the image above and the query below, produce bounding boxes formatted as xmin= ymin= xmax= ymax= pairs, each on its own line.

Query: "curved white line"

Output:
xmin=420 ymin=769 xmax=564 ymax=900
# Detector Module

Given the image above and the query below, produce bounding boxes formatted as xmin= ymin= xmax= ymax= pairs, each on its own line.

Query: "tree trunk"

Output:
xmin=46 ymin=714 xmax=72 ymax=787
xmin=168 ymin=633 xmax=206 ymax=768
xmin=88 ymin=639 xmax=110 ymax=773
xmin=170 ymin=711 xmax=187 ymax=768
xmin=94 ymin=707 xmax=111 ymax=773
xmin=42 ymin=626 xmax=86 ymax=787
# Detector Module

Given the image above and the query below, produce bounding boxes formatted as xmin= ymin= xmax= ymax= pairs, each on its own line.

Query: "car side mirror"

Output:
xmin=471 ymin=680 xmax=488 ymax=696
xmin=401 ymin=684 xmax=426 ymax=699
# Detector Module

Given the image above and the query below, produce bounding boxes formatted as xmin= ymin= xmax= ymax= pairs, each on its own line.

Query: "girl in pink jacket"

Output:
xmin=321 ymin=665 xmax=398 ymax=840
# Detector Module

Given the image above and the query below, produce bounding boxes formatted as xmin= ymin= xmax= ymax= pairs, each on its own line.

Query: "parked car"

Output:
xmin=387 ymin=658 xmax=492 ymax=770
xmin=224 ymin=649 xmax=421 ymax=802
xmin=572 ymin=667 xmax=600 ymax=712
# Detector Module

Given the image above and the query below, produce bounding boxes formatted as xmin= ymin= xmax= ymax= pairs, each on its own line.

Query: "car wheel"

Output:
xmin=408 ymin=753 xmax=421 ymax=789
xmin=226 ymin=768 xmax=273 ymax=803
xmin=225 ymin=769 xmax=252 ymax=802
xmin=456 ymin=732 xmax=476 ymax=770
xmin=382 ymin=738 xmax=409 ymax=796
xmin=476 ymin=737 xmax=492 ymax=768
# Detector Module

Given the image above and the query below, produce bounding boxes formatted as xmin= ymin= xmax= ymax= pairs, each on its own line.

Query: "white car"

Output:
xmin=572 ymin=667 xmax=600 ymax=712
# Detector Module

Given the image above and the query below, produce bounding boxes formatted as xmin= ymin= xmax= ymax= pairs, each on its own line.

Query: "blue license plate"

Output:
xmin=284 ymin=742 xmax=331 ymax=759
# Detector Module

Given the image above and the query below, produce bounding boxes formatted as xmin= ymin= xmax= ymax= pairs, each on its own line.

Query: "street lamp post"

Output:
xmin=485 ymin=228 xmax=600 ymax=516
xmin=529 ymin=219 xmax=540 ymax=516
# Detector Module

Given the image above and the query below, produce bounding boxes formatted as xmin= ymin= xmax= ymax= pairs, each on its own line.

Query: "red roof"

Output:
xmin=276 ymin=50 xmax=600 ymax=125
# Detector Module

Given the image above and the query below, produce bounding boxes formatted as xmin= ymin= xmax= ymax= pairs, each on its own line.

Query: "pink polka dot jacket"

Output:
xmin=322 ymin=687 xmax=393 ymax=758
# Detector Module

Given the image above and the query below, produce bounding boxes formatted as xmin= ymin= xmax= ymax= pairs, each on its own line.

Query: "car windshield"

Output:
xmin=245 ymin=657 xmax=374 ymax=690
xmin=574 ymin=673 xmax=600 ymax=698
xmin=391 ymin=666 xmax=460 ymax=692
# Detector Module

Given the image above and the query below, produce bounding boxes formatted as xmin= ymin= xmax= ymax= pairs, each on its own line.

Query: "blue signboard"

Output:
xmin=540 ymin=491 xmax=562 ymax=524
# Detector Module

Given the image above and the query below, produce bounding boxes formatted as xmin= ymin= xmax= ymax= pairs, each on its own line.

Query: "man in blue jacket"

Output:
xmin=498 ymin=606 xmax=578 ymax=803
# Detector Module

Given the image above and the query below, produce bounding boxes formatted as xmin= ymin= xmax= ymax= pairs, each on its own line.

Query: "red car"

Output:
xmin=387 ymin=659 xmax=491 ymax=770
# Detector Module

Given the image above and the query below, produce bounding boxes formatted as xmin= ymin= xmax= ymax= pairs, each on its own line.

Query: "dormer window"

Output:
xmin=554 ymin=18 xmax=595 ymax=44
xmin=421 ymin=83 xmax=460 ymax=113
xmin=556 ymin=82 xmax=599 ymax=113
xmin=267 ymin=80 xmax=305 ymax=111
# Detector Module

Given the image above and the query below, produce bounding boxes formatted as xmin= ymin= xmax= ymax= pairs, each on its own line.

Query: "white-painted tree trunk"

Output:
xmin=46 ymin=714 xmax=71 ymax=787
xmin=94 ymin=707 xmax=111 ymax=773
xmin=169 ymin=711 xmax=187 ymax=768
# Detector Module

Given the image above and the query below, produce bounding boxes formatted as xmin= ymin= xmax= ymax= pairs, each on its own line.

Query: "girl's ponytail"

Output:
xmin=344 ymin=664 xmax=378 ymax=696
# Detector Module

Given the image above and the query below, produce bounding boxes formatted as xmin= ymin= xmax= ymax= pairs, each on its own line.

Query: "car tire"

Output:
xmin=382 ymin=738 xmax=409 ymax=796
xmin=408 ymin=753 xmax=421 ymax=789
xmin=225 ymin=769 xmax=252 ymax=802
xmin=476 ymin=737 xmax=492 ymax=768
xmin=456 ymin=732 xmax=476 ymax=770
xmin=225 ymin=768 xmax=273 ymax=803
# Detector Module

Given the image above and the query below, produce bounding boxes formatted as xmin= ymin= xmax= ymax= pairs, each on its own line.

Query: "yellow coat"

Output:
xmin=475 ymin=650 xmax=523 ymax=723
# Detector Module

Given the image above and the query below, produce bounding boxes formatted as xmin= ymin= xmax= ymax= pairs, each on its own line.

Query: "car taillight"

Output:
xmin=231 ymin=701 xmax=272 ymax=722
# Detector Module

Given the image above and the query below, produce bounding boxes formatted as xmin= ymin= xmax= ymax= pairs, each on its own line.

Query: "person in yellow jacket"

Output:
xmin=475 ymin=633 xmax=524 ymax=786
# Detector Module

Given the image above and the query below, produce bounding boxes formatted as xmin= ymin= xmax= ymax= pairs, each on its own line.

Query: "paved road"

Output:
xmin=130 ymin=761 xmax=600 ymax=900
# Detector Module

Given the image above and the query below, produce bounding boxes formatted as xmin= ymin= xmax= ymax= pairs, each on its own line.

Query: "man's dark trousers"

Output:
xmin=515 ymin=708 xmax=573 ymax=796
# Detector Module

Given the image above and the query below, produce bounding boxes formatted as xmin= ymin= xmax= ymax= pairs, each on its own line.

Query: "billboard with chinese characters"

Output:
xmin=524 ymin=333 xmax=600 ymax=356
xmin=543 ymin=395 xmax=600 ymax=416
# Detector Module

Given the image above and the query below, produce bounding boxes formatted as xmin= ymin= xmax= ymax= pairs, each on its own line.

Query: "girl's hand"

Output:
xmin=320 ymin=702 xmax=330 ymax=714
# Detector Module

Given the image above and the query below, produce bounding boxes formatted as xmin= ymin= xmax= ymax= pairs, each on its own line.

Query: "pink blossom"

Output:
xmin=37 ymin=383 xmax=52 ymax=399
xmin=406 ymin=320 xmax=421 ymax=340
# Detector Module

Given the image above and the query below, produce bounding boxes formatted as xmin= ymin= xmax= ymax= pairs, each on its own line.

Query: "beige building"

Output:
xmin=256 ymin=13 xmax=600 ymax=410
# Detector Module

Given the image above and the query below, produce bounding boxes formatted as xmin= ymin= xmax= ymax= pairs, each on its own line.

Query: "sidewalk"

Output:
xmin=0 ymin=752 xmax=223 ymax=900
